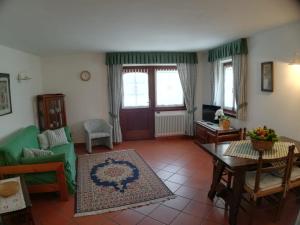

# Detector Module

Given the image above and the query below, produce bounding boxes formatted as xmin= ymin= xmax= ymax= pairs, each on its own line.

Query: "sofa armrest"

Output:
xmin=0 ymin=161 xmax=65 ymax=176
xmin=0 ymin=161 xmax=68 ymax=201
xmin=20 ymin=153 xmax=66 ymax=165
xmin=64 ymin=126 xmax=73 ymax=142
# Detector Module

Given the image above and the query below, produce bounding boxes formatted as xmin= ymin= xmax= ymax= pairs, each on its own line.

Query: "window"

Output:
xmin=155 ymin=70 xmax=184 ymax=107
xmin=222 ymin=61 xmax=236 ymax=114
xmin=122 ymin=72 xmax=149 ymax=108
xmin=121 ymin=66 xmax=185 ymax=111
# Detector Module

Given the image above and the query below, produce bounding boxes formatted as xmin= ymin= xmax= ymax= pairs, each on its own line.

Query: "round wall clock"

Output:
xmin=80 ymin=70 xmax=91 ymax=81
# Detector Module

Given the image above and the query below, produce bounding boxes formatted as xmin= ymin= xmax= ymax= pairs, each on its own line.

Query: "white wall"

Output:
xmin=42 ymin=53 xmax=108 ymax=143
xmin=0 ymin=45 xmax=42 ymax=140
xmin=201 ymin=21 xmax=300 ymax=140
xmin=1 ymin=21 xmax=298 ymax=144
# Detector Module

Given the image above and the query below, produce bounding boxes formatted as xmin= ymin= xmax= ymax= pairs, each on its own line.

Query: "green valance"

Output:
xmin=106 ymin=52 xmax=198 ymax=65
xmin=208 ymin=38 xmax=248 ymax=62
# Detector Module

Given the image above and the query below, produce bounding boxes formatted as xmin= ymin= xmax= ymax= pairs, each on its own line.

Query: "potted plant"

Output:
xmin=215 ymin=109 xmax=231 ymax=130
xmin=247 ymin=126 xmax=278 ymax=151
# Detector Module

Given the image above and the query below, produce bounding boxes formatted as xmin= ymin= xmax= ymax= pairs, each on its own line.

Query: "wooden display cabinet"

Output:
xmin=37 ymin=94 xmax=67 ymax=131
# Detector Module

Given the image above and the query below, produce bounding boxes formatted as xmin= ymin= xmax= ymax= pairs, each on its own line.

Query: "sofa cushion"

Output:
xmin=21 ymin=146 xmax=76 ymax=194
xmin=0 ymin=126 xmax=39 ymax=165
xmin=21 ymin=152 xmax=66 ymax=164
xmin=23 ymin=148 xmax=53 ymax=158
xmin=47 ymin=128 xmax=68 ymax=148
xmin=38 ymin=131 xmax=50 ymax=149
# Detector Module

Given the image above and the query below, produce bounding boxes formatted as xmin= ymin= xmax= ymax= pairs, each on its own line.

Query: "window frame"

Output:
xmin=122 ymin=66 xmax=186 ymax=112
xmin=154 ymin=67 xmax=185 ymax=110
xmin=121 ymin=70 xmax=150 ymax=109
xmin=221 ymin=61 xmax=237 ymax=117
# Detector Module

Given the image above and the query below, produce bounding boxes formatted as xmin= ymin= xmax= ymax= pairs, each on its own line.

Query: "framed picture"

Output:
xmin=0 ymin=73 xmax=12 ymax=116
xmin=261 ymin=62 xmax=274 ymax=92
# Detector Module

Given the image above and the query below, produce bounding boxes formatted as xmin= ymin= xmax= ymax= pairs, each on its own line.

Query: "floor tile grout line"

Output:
xmin=136 ymin=215 xmax=168 ymax=225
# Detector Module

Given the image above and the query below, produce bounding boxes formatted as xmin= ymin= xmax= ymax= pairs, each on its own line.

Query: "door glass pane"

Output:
xmin=224 ymin=65 xmax=234 ymax=109
xmin=155 ymin=70 xmax=184 ymax=107
xmin=122 ymin=72 xmax=149 ymax=108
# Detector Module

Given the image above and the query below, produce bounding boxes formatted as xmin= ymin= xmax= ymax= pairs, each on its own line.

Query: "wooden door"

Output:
xmin=120 ymin=68 xmax=154 ymax=140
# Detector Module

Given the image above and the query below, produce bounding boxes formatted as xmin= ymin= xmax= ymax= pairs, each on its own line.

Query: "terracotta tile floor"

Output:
xmin=31 ymin=137 xmax=300 ymax=225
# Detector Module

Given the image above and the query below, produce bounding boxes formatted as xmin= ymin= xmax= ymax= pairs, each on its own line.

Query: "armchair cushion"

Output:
xmin=89 ymin=132 xmax=110 ymax=139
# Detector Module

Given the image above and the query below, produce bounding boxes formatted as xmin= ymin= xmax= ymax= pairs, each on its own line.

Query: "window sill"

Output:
xmin=224 ymin=109 xmax=237 ymax=118
xmin=155 ymin=106 xmax=186 ymax=112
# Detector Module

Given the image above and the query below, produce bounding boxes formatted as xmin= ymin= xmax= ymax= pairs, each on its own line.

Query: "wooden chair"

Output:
xmin=243 ymin=145 xmax=295 ymax=225
xmin=215 ymin=128 xmax=246 ymax=208
xmin=287 ymin=152 xmax=300 ymax=190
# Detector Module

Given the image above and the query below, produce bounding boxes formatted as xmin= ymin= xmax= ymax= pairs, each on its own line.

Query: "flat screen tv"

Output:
xmin=202 ymin=104 xmax=221 ymax=124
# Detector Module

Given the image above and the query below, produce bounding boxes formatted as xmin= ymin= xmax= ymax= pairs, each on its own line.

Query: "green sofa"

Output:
xmin=0 ymin=125 xmax=76 ymax=194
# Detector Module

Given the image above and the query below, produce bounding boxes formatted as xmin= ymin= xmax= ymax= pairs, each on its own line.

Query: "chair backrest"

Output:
xmin=215 ymin=127 xmax=246 ymax=145
xmin=83 ymin=119 xmax=108 ymax=132
xmin=286 ymin=149 xmax=300 ymax=187
xmin=253 ymin=145 xmax=295 ymax=193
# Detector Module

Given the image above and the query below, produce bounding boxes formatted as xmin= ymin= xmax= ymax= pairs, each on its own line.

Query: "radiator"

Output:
xmin=155 ymin=111 xmax=186 ymax=137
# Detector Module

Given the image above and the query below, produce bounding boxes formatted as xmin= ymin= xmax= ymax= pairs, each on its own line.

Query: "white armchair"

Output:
xmin=83 ymin=119 xmax=113 ymax=153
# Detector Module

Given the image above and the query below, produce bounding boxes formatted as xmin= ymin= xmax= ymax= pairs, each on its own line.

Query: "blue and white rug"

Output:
xmin=75 ymin=149 xmax=175 ymax=217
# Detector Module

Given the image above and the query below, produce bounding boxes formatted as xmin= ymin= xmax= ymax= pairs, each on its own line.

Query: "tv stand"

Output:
xmin=194 ymin=121 xmax=245 ymax=145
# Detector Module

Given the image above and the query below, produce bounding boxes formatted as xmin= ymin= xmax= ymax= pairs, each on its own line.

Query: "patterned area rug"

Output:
xmin=75 ymin=150 xmax=175 ymax=217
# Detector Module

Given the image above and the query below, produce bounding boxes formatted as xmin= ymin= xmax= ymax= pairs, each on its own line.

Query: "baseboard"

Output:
xmin=74 ymin=142 xmax=85 ymax=147
xmin=154 ymin=135 xmax=192 ymax=140
xmin=74 ymin=135 xmax=193 ymax=147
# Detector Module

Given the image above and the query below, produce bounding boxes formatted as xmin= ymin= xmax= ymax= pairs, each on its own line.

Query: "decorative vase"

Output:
xmin=220 ymin=119 xmax=230 ymax=130
xmin=251 ymin=139 xmax=274 ymax=151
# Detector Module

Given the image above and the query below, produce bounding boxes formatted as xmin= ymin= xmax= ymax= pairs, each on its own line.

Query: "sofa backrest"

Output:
xmin=0 ymin=125 xmax=39 ymax=165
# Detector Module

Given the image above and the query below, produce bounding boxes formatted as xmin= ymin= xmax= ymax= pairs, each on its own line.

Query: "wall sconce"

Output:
xmin=17 ymin=72 xmax=32 ymax=82
xmin=289 ymin=52 xmax=300 ymax=65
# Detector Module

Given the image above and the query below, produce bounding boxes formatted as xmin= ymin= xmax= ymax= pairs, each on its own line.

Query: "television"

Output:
xmin=202 ymin=104 xmax=221 ymax=124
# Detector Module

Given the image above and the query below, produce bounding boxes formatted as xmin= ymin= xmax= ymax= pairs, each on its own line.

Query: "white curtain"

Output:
xmin=177 ymin=63 xmax=197 ymax=136
xmin=211 ymin=59 xmax=223 ymax=106
xmin=232 ymin=54 xmax=247 ymax=120
xmin=107 ymin=64 xmax=123 ymax=143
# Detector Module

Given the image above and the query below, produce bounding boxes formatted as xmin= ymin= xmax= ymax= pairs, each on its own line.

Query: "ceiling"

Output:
xmin=0 ymin=0 xmax=299 ymax=56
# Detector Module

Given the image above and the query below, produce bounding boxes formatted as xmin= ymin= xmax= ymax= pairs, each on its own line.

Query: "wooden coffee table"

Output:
xmin=0 ymin=176 xmax=35 ymax=225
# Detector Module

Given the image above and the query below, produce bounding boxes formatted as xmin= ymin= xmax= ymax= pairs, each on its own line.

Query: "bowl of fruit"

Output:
xmin=247 ymin=126 xmax=278 ymax=151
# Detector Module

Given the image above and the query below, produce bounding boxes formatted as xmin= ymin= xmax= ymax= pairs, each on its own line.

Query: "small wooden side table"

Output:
xmin=194 ymin=121 xmax=245 ymax=145
xmin=0 ymin=177 xmax=35 ymax=225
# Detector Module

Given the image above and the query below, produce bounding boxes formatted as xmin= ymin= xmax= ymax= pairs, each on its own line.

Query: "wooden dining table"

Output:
xmin=198 ymin=137 xmax=300 ymax=225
